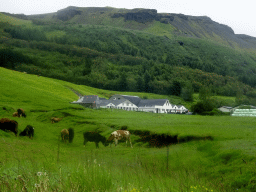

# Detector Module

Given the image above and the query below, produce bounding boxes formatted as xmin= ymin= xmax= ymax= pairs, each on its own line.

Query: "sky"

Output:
xmin=1 ymin=0 xmax=256 ymax=37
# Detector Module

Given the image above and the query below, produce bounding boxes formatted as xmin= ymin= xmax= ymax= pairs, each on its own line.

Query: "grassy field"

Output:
xmin=1 ymin=67 xmax=256 ymax=191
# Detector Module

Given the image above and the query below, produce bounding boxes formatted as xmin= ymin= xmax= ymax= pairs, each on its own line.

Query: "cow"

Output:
xmin=61 ymin=129 xmax=69 ymax=143
xmin=13 ymin=112 xmax=19 ymax=117
xmin=68 ymin=128 xmax=74 ymax=143
xmin=17 ymin=108 xmax=26 ymax=118
xmin=0 ymin=118 xmax=18 ymax=136
xmin=83 ymin=131 xmax=108 ymax=148
xmin=108 ymin=130 xmax=133 ymax=148
xmin=51 ymin=117 xmax=62 ymax=124
xmin=19 ymin=125 xmax=34 ymax=139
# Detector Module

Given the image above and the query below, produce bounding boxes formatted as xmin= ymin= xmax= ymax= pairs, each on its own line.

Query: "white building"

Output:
xmin=71 ymin=94 xmax=188 ymax=114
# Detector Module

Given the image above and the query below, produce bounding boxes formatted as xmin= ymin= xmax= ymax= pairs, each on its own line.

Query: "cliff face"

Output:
xmin=111 ymin=8 xmax=256 ymax=48
xmin=112 ymin=9 xmax=158 ymax=23
xmin=54 ymin=7 xmax=82 ymax=21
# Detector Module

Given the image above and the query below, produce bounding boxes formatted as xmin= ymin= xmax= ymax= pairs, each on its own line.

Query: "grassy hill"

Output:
xmin=1 ymin=8 xmax=256 ymax=102
xmin=1 ymin=67 xmax=256 ymax=191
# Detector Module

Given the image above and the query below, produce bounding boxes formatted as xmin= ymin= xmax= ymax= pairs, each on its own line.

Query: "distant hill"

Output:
xmin=21 ymin=6 xmax=256 ymax=49
xmin=1 ymin=7 xmax=256 ymax=104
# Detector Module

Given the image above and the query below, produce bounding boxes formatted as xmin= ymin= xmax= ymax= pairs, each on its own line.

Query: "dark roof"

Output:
xmin=99 ymin=99 xmax=128 ymax=107
xmin=138 ymin=99 xmax=168 ymax=107
xmin=121 ymin=95 xmax=141 ymax=106
xmin=81 ymin=95 xmax=99 ymax=103
xmin=99 ymin=100 xmax=112 ymax=106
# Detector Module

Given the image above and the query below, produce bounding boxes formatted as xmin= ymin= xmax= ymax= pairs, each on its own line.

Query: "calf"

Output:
xmin=51 ymin=117 xmax=62 ymax=124
xmin=13 ymin=112 xmax=19 ymax=117
xmin=0 ymin=118 xmax=18 ymax=136
xmin=17 ymin=108 xmax=26 ymax=118
xmin=19 ymin=125 xmax=34 ymax=139
xmin=108 ymin=130 xmax=133 ymax=148
xmin=83 ymin=131 xmax=108 ymax=148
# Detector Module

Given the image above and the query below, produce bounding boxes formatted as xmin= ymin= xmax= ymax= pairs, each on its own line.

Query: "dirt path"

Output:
xmin=66 ymin=86 xmax=83 ymax=97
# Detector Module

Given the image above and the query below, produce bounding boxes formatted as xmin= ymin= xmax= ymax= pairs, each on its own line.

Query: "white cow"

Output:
xmin=108 ymin=130 xmax=133 ymax=148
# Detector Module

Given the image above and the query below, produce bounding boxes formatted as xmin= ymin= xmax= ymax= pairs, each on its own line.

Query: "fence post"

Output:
xmin=57 ymin=135 xmax=60 ymax=163
xmin=167 ymin=145 xmax=169 ymax=170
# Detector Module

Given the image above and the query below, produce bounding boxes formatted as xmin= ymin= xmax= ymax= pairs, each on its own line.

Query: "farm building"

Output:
xmin=218 ymin=106 xmax=233 ymax=113
xmin=232 ymin=109 xmax=256 ymax=117
xmin=71 ymin=94 xmax=188 ymax=114
xmin=71 ymin=95 xmax=106 ymax=108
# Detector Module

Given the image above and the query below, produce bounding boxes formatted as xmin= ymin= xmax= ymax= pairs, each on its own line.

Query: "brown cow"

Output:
xmin=61 ymin=129 xmax=69 ymax=142
xmin=13 ymin=112 xmax=19 ymax=117
xmin=108 ymin=130 xmax=133 ymax=148
xmin=17 ymin=108 xmax=26 ymax=118
xmin=51 ymin=117 xmax=62 ymax=124
xmin=0 ymin=118 xmax=18 ymax=136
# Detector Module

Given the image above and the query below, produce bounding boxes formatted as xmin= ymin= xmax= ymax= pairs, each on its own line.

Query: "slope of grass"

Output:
xmin=1 ymin=62 xmax=256 ymax=191
xmin=0 ymin=13 xmax=32 ymax=26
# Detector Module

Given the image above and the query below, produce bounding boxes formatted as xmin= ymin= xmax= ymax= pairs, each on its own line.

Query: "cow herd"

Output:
xmin=1 ymin=108 xmax=32 ymax=138
xmin=1 ymin=108 xmax=133 ymax=148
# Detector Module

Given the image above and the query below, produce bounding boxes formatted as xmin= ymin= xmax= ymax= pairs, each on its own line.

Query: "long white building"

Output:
xmin=71 ymin=94 xmax=188 ymax=114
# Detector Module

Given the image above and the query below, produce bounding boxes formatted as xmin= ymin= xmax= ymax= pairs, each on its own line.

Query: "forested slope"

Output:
xmin=1 ymin=7 xmax=256 ymax=104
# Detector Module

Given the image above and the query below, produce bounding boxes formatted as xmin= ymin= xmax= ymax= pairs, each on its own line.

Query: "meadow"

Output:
xmin=1 ymin=67 xmax=256 ymax=191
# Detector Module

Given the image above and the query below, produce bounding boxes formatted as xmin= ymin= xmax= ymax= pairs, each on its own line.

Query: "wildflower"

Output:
xmin=35 ymin=183 xmax=40 ymax=188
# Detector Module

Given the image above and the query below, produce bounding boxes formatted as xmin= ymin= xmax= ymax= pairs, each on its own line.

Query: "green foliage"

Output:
xmin=4 ymin=26 xmax=47 ymax=41
xmin=181 ymin=85 xmax=194 ymax=101
xmin=0 ymin=48 xmax=34 ymax=69
xmin=1 ymin=12 xmax=256 ymax=102
xmin=169 ymin=80 xmax=182 ymax=96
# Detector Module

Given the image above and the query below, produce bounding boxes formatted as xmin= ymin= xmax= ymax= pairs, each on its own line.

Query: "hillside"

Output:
xmin=1 ymin=67 xmax=256 ymax=191
xmin=21 ymin=6 xmax=256 ymax=49
xmin=1 ymin=7 xmax=256 ymax=104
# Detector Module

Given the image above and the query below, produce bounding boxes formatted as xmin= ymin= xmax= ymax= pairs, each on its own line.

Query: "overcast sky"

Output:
xmin=2 ymin=0 xmax=256 ymax=37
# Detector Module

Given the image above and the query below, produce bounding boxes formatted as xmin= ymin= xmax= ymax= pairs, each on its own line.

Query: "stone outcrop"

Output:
xmin=54 ymin=6 xmax=82 ymax=21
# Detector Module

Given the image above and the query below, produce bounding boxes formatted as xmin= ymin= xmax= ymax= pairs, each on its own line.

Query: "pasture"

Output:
xmin=1 ymin=67 xmax=256 ymax=191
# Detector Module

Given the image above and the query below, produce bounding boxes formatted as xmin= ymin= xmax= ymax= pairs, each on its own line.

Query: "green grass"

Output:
xmin=0 ymin=13 xmax=32 ymax=26
xmin=1 ymin=67 xmax=256 ymax=191
xmin=144 ymin=20 xmax=175 ymax=38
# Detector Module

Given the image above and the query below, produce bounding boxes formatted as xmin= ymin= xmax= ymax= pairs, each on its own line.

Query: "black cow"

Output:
xmin=0 ymin=118 xmax=18 ymax=136
xmin=19 ymin=125 xmax=34 ymax=139
xmin=83 ymin=131 xmax=108 ymax=148
xmin=17 ymin=108 xmax=26 ymax=118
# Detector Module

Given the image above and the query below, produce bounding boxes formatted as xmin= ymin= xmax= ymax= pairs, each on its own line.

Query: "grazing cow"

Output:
xmin=83 ymin=131 xmax=108 ymax=148
xmin=68 ymin=128 xmax=74 ymax=143
xmin=19 ymin=125 xmax=34 ymax=139
xmin=17 ymin=108 xmax=26 ymax=118
xmin=61 ymin=129 xmax=69 ymax=143
xmin=0 ymin=118 xmax=18 ymax=136
xmin=108 ymin=130 xmax=133 ymax=148
xmin=51 ymin=117 xmax=62 ymax=124
xmin=13 ymin=112 xmax=19 ymax=117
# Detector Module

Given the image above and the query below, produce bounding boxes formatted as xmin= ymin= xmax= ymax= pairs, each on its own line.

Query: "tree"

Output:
xmin=136 ymin=75 xmax=145 ymax=92
xmin=82 ymin=58 xmax=93 ymax=76
xmin=144 ymin=70 xmax=151 ymax=92
xmin=199 ymin=86 xmax=211 ymax=100
xmin=118 ymin=72 xmax=128 ymax=91
xmin=169 ymin=80 xmax=182 ymax=96
xmin=181 ymin=86 xmax=194 ymax=101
